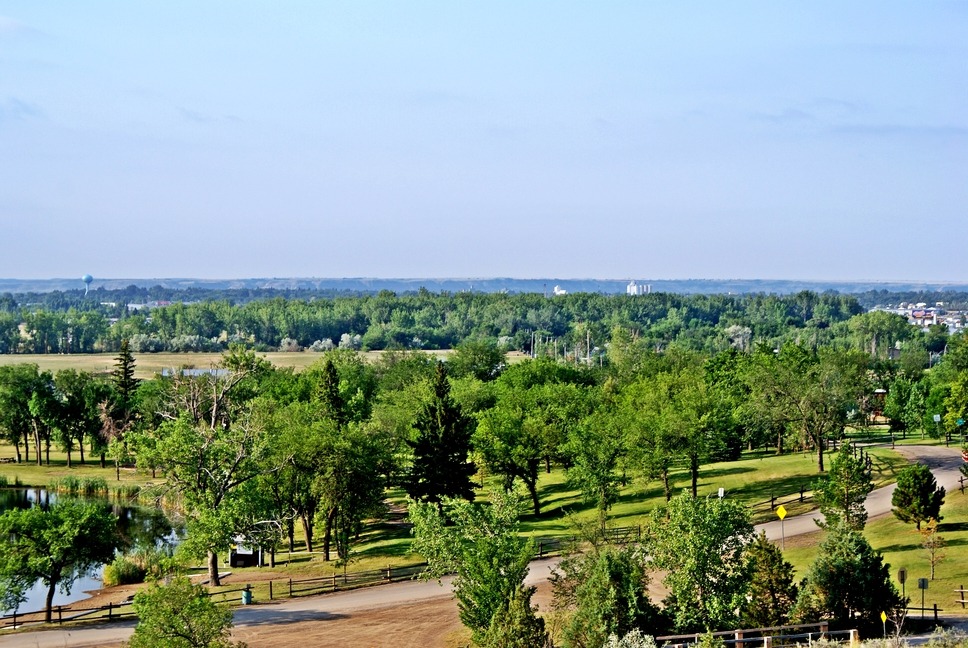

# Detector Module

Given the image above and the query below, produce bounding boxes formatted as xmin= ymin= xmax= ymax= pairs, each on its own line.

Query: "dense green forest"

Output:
xmin=4 ymin=287 xmax=958 ymax=356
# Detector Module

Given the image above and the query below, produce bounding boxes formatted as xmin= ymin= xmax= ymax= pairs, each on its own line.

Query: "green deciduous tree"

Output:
xmin=892 ymin=463 xmax=945 ymax=530
xmin=745 ymin=345 xmax=866 ymax=472
xmin=647 ymin=492 xmax=754 ymax=632
xmin=408 ymin=491 xmax=541 ymax=646
xmin=551 ymin=543 xmax=665 ymax=648
xmin=564 ymin=403 xmax=625 ymax=530
xmin=128 ymin=576 xmax=245 ymax=648
xmin=0 ymin=500 xmax=119 ymax=621
xmin=481 ymin=584 xmax=549 ymax=648
xmin=138 ymin=412 xmax=276 ymax=586
xmin=815 ymin=442 xmax=874 ymax=530
xmin=473 ymin=396 xmax=545 ymax=515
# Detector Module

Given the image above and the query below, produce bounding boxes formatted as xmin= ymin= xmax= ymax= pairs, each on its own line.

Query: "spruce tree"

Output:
xmin=406 ymin=361 xmax=476 ymax=504
xmin=892 ymin=463 xmax=945 ymax=530
xmin=112 ymin=338 xmax=138 ymax=420
xmin=741 ymin=532 xmax=798 ymax=628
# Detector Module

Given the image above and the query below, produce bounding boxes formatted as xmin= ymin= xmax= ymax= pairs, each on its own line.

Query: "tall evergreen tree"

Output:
xmin=112 ymin=338 xmax=138 ymax=419
xmin=406 ymin=361 xmax=476 ymax=504
xmin=741 ymin=532 xmax=798 ymax=628
xmin=892 ymin=463 xmax=945 ymax=530
xmin=792 ymin=521 xmax=905 ymax=630
xmin=815 ymin=442 xmax=874 ymax=530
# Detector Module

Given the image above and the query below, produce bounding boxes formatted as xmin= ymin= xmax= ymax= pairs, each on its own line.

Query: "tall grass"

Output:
xmin=47 ymin=475 xmax=109 ymax=496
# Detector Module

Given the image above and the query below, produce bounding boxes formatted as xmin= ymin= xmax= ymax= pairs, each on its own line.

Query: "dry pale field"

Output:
xmin=0 ymin=351 xmax=462 ymax=380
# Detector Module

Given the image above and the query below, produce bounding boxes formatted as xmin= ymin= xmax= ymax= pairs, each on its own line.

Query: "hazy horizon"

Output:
xmin=2 ymin=3 xmax=965 ymax=282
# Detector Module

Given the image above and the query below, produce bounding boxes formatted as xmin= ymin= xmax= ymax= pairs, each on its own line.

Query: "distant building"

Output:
xmin=553 ymin=285 xmax=568 ymax=296
xmin=626 ymin=280 xmax=651 ymax=296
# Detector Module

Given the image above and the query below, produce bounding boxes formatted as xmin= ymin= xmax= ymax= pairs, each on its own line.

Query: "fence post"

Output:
xmin=108 ymin=602 xmax=112 ymax=620
xmin=333 ymin=574 xmax=338 ymax=591
xmin=934 ymin=603 xmax=938 ymax=623
xmin=538 ymin=542 xmax=544 ymax=558
xmin=800 ymin=486 xmax=805 ymax=502
xmin=850 ymin=629 xmax=859 ymax=647
xmin=269 ymin=580 xmax=273 ymax=600
xmin=762 ymin=637 xmax=771 ymax=648
xmin=288 ymin=578 xmax=292 ymax=598
xmin=770 ymin=495 xmax=776 ymax=510
xmin=57 ymin=605 xmax=62 ymax=624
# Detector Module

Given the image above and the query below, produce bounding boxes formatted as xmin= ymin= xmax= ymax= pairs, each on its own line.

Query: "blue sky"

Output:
xmin=1 ymin=2 xmax=965 ymax=281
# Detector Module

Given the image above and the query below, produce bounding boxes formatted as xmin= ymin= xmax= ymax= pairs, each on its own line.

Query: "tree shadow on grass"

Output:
xmin=700 ymin=466 xmax=756 ymax=479
xmin=938 ymin=522 xmax=968 ymax=533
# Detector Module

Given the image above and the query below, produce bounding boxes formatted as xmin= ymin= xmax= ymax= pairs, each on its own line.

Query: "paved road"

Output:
xmin=757 ymin=444 xmax=965 ymax=542
xmin=2 ymin=445 xmax=963 ymax=648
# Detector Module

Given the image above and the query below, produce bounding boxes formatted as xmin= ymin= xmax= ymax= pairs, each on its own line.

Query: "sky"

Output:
xmin=1 ymin=2 xmax=965 ymax=282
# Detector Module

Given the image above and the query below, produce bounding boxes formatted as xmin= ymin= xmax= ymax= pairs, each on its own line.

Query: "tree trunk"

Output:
xmin=100 ymin=452 xmax=106 ymax=469
xmin=690 ymin=453 xmax=700 ymax=498
xmin=661 ymin=468 xmax=673 ymax=501
xmin=816 ymin=436 xmax=826 ymax=472
xmin=524 ymin=476 xmax=541 ymax=515
xmin=208 ymin=550 xmax=221 ymax=587
xmin=66 ymin=445 xmax=72 ymax=469
xmin=78 ymin=438 xmax=85 ymax=464
xmin=301 ymin=514 xmax=314 ymax=553
xmin=33 ymin=423 xmax=42 ymax=466
xmin=287 ymin=518 xmax=295 ymax=552
xmin=44 ymin=580 xmax=57 ymax=623
xmin=323 ymin=507 xmax=337 ymax=562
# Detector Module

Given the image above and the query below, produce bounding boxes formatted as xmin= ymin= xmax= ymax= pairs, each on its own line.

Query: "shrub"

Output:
xmin=309 ymin=338 xmax=335 ymax=352
xmin=103 ymin=555 xmax=147 ymax=586
xmin=278 ymin=337 xmax=302 ymax=352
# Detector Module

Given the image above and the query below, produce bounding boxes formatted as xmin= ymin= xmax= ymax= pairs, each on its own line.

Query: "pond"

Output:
xmin=0 ymin=488 xmax=182 ymax=615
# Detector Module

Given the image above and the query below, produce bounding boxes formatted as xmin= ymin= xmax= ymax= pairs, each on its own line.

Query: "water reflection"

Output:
xmin=0 ymin=488 xmax=183 ymax=615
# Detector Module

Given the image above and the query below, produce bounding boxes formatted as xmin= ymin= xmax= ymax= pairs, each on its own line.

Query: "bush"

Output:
xmin=278 ymin=337 xmax=302 ymax=352
xmin=129 ymin=334 xmax=166 ymax=353
xmin=103 ymin=555 xmax=147 ymax=586
xmin=309 ymin=338 xmax=335 ymax=352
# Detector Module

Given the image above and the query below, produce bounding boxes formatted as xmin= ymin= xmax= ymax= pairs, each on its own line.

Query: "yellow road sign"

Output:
xmin=881 ymin=611 xmax=887 ymax=623
xmin=776 ymin=505 xmax=787 ymax=520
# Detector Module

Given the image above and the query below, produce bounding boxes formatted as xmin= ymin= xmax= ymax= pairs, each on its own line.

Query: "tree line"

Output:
xmin=0 ymin=288 xmax=871 ymax=354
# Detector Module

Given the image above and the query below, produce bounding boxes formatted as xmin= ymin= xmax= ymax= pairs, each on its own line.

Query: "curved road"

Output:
xmin=3 ymin=445 xmax=963 ymax=648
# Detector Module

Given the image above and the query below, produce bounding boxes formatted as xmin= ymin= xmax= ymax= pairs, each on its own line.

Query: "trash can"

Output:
xmin=242 ymin=586 xmax=252 ymax=605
